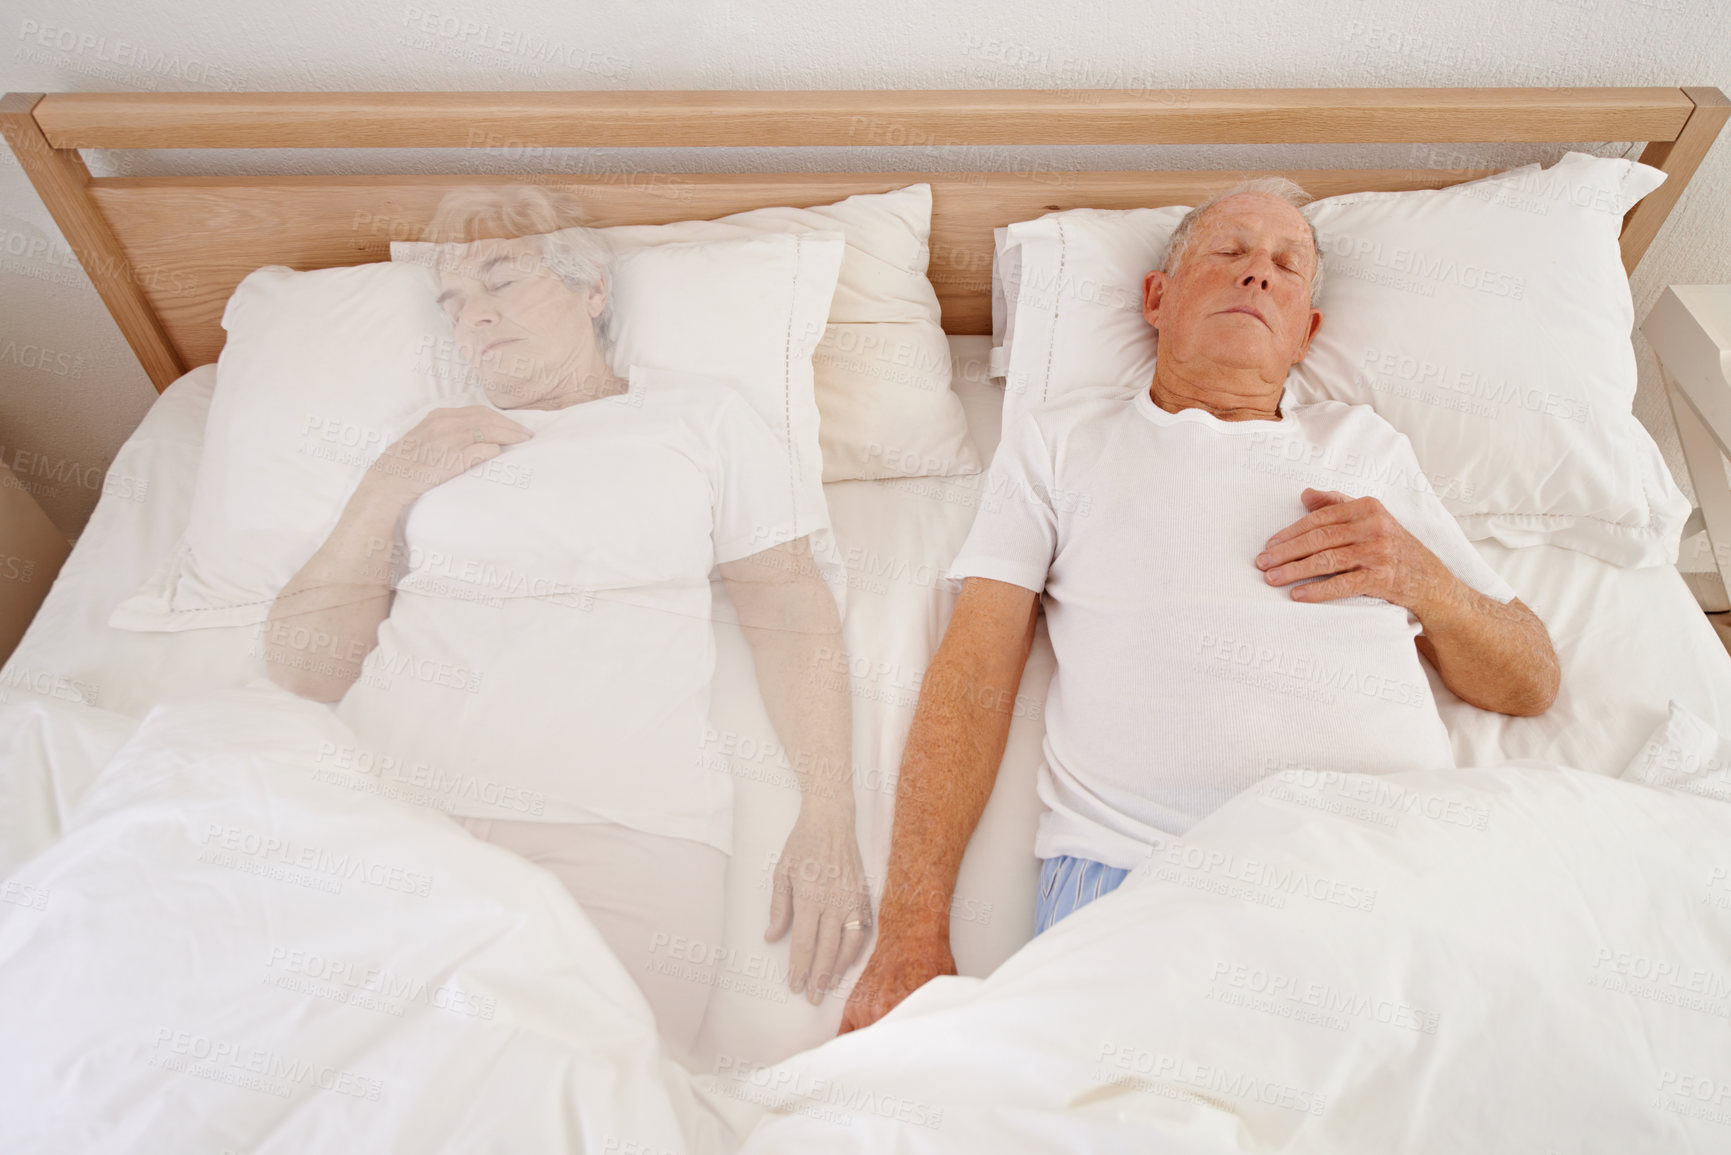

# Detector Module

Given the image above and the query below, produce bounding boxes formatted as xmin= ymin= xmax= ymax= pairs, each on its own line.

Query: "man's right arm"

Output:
xmin=837 ymin=576 xmax=1039 ymax=1034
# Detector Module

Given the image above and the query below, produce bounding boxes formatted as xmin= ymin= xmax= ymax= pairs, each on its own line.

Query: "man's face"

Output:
xmin=1141 ymin=194 xmax=1324 ymax=385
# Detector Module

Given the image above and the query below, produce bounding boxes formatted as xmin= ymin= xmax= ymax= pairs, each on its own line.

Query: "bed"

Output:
xmin=3 ymin=86 xmax=1731 ymax=1153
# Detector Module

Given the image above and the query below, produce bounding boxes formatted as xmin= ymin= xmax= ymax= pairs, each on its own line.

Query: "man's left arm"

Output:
xmin=1257 ymin=488 xmax=1560 ymax=717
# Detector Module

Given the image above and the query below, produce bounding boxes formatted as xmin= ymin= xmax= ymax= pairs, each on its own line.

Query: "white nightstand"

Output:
xmin=1643 ymin=284 xmax=1731 ymax=653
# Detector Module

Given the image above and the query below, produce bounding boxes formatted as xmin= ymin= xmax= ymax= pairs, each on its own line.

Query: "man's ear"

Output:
xmin=1294 ymin=307 xmax=1323 ymax=360
xmin=1142 ymin=268 xmax=1167 ymax=330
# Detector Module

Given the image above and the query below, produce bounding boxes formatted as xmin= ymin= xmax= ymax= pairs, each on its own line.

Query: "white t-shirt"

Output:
xmin=949 ymin=382 xmax=1520 ymax=870
xmin=335 ymin=366 xmax=817 ymax=855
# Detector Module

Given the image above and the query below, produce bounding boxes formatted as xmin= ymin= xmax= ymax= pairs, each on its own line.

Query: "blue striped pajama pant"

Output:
xmin=1033 ymin=854 xmax=1132 ymax=936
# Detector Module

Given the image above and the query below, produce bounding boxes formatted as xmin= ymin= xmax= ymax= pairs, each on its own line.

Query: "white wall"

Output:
xmin=2 ymin=0 xmax=1729 ymax=576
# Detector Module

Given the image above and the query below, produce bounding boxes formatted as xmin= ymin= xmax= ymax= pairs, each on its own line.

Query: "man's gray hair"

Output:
xmin=1161 ymin=177 xmax=1326 ymax=303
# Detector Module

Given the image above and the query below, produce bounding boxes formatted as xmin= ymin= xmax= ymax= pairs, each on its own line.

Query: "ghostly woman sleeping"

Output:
xmin=260 ymin=186 xmax=873 ymax=1061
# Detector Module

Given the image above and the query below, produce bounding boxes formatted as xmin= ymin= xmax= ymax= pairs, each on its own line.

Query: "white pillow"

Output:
xmin=110 ymin=263 xmax=469 ymax=631
xmin=113 ymin=231 xmax=846 ymax=632
xmin=1621 ymin=699 xmax=1731 ymax=804
xmin=596 ymin=232 xmax=845 ymax=533
xmin=1294 ymin=152 xmax=1687 ymax=567
xmin=991 ymin=153 xmax=1686 ymax=567
xmin=994 ymin=206 xmax=1187 ymax=433
xmin=988 ymin=225 xmax=1016 ymax=376
xmin=504 ymin=185 xmax=979 ymax=483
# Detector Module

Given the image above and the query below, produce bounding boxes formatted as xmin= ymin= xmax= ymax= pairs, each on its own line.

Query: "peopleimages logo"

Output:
xmin=1155 ymin=841 xmax=1378 ymax=913
xmin=263 ymin=946 xmax=497 ymax=1020
xmin=1352 ymin=347 xmax=1590 ymax=425
xmin=712 ymin=1054 xmax=946 ymax=1130
xmin=1318 ymin=232 xmax=1527 ymax=301
xmin=1193 ymin=631 xmax=1432 ymax=710
xmin=1092 ymin=1042 xmax=1327 ymax=1116
xmin=1242 ymin=427 xmax=1446 ymax=496
xmin=15 ymin=20 xmax=246 ymax=91
xmin=196 ymin=822 xmax=436 ymax=898
xmin=0 ymin=665 xmax=100 ymax=707
xmin=1012 ymin=261 xmax=1142 ymax=315
xmin=399 ymin=7 xmax=629 ymax=79
xmin=0 ymin=337 xmax=85 ymax=378
xmin=145 ymin=1027 xmax=385 ymax=1101
xmin=1263 ymin=763 xmax=1492 ymax=832
xmin=1207 ymin=960 xmax=1440 ymax=1034
xmin=313 ymin=741 xmax=547 ymax=816
xmin=1589 ymin=947 xmax=1731 ymax=1007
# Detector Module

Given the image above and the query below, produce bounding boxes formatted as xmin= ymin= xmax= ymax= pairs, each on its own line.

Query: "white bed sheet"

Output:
xmin=1431 ymin=538 xmax=1731 ymax=774
xmin=2 ymin=337 xmax=1729 ymax=1069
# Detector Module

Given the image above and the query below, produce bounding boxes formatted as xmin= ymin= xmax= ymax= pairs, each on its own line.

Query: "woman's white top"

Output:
xmin=948 ymin=383 xmax=1520 ymax=870
xmin=336 ymin=366 xmax=810 ymax=855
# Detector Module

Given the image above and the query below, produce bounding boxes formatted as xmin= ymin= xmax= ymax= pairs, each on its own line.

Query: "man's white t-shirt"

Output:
xmin=336 ymin=367 xmax=817 ymax=855
xmin=949 ymin=383 xmax=1520 ymax=870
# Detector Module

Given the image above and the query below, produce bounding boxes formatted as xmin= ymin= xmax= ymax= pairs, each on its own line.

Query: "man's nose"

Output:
xmin=1239 ymin=253 xmax=1274 ymax=291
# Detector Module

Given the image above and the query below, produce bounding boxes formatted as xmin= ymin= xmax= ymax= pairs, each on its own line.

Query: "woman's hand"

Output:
xmin=365 ymin=406 xmax=533 ymax=503
xmin=263 ymin=406 xmax=529 ymax=703
xmin=765 ymin=803 xmax=875 ymax=1006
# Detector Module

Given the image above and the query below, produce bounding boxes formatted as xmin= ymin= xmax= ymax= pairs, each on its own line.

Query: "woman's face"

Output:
xmin=433 ymin=236 xmax=609 ymax=409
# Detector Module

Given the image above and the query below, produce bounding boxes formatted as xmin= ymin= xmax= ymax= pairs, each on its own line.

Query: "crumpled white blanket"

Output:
xmin=4 ymin=681 xmax=1729 ymax=1153
xmin=708 ymin=757 xmax=1731 ymax=1153
xmin=0 ymin=682 xmax=735 ymax=1155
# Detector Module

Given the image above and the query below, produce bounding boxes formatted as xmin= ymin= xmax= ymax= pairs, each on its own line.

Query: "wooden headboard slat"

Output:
xmin=0 ymin=93 xmax=186 ymax=386
xmin=1621 ymin=87 xmax=1731 ymax=273
xmin=3 ymin=87 xmax=1726 ymax=392
xmin=91 ymin=168 xmax=1502 ymax=365
xmin=32 ymin=87 xmax=1698 ymax=150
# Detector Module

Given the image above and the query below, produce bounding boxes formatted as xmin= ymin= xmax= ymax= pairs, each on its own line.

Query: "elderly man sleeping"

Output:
xmin=839 ymin=177 xmax=1561 ymax=1033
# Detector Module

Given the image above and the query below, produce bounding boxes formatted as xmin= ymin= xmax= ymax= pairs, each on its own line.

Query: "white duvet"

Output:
xmin=5 ymin=682 xmax=1729 ymax=1153
xmin=722 ymin=762 xmax=1731 ymax=1153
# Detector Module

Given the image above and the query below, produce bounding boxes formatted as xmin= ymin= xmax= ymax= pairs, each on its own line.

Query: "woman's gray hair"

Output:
xmin=1161 ymin=177 xmax=1326 ymax=302
xmin=417 ymin=185 xmax=616 ymax=354
xmin=531 ymin=228 xmax=616 ymax=354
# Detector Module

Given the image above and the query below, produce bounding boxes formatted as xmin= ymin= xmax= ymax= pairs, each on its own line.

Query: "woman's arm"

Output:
xmin=262 ymin=476 xmax=413 ymax=703
xmin=263 ymin=405 xmax=532 ymax=704
xmin=718 ymin=536 xmax=872 ymax=1006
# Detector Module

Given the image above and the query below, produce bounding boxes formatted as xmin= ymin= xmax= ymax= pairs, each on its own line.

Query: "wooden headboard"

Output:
xmin=2 ymin=87 xmax=1727 ymax=392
